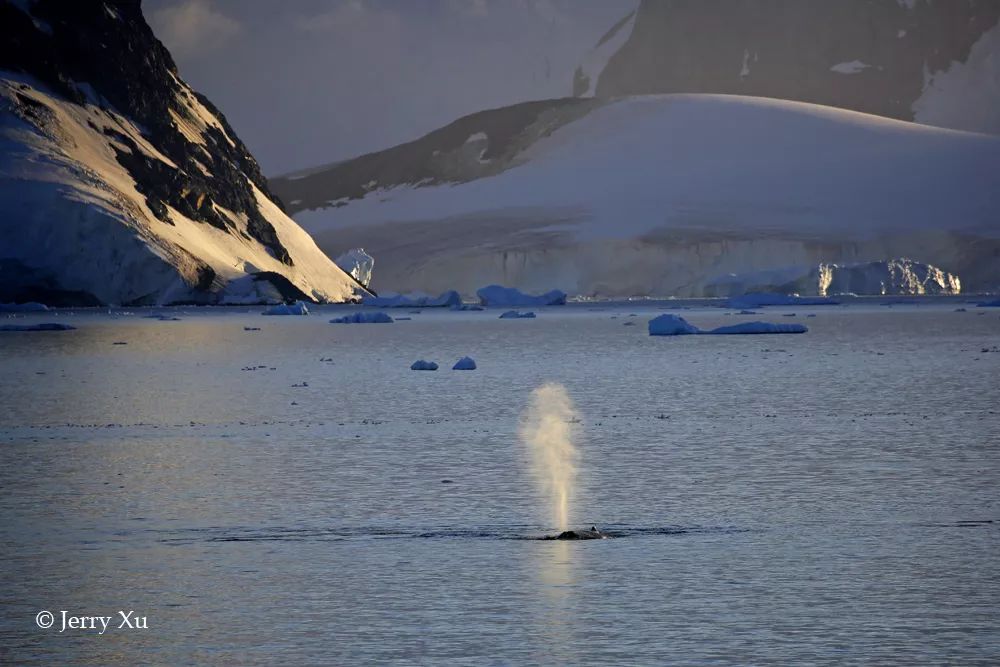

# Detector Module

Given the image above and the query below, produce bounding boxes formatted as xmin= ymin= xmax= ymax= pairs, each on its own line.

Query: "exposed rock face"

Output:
xmin=0 ymin=0 xmax=364 ymax=305
xmin=589 ymin=0 xmax=1000 ymax=134
xmin=270 ymin=98 xmax=603 ymax=215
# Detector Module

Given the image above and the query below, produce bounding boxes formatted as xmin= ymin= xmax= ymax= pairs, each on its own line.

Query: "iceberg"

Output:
xmin=335 ymin=248 xmax=374 ymax=288
xmin=263 ymin=301 xmax=310 ymax=316
xmin=452 ymin=356 xmax=477 ymax=370
xmin=0 ymin=323 xmax=76 ymax=331
xmin=649 ymin=314 xmax=808 ymax=336
xmin=648 ymin=314 xmax=700 ymax=336
xmin=476 ymin=285 xmax=567 ymax=307
xmin=0 ymin=302 xmax=49 ymax=312
xmin=410 ymin=360 xmax=439 ymax=371
xmin=499 ymin=310 xmax=536 ymax=319
xmin=726 ymin=292 xmax=839 ymax=309
xmin=706 ymin=321 xmax=808 ymax=335
xmin=363 ymin=290 xmax=461 ymax=308
xmin=329 ymin=311 xmax=394 ymax=323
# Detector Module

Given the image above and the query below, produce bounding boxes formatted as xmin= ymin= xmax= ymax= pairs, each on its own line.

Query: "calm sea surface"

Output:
xmin=1 ymin=301 xmax=998 ymax=665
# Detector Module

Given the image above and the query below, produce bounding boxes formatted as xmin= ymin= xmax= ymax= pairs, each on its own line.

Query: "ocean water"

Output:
xmin=1 ymin=301 xmax=998 ymax=665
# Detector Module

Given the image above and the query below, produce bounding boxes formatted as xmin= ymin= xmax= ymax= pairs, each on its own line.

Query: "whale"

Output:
xmin=544 ymin=525 xmax=608 ymax=540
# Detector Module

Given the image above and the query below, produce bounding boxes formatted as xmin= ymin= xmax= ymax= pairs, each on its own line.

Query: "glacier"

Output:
xmin=285 ymin=95 xmax=1000 ymax=298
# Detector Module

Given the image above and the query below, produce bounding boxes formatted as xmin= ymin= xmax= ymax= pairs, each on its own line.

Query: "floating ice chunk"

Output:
xmin=452 ymin=356 xmax=477 ymax=370
xmin=706 ymin=321 xmax=808 ymax=335
xmin=499 ymin=310 xmax=536 ymax=319
xmin=727 ymin=293 xmax=839 ymax=309
xmin=648 ymin=314 xmax=700 ymax=336
xmin=0 ymin=322 xmax=75 ymax=331
xmin=329 ymin=311 xmax=394 ymax=323
xmin=363 ymin=290 xmax=461 ymax=308
xmin=0 ymin=302 xmax=49 ymax=312
xmin=477 ymin=285 xmax=567 ymax=307
xmin=410 ymin=360 xmax=439 ymax=371
xmin=263 ymin=301 xmax=309 ymax=316
xmin=649 ymin=314 xmax=808 ymax=335
xmin=334 ymin=247 xmax=374 ymax=287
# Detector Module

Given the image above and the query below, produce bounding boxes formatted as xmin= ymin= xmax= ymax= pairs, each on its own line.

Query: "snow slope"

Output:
xmin=0 ymin=3 xmax=363 ymax=306
xmin=292 ymin=95 xmax=1000 ymax=296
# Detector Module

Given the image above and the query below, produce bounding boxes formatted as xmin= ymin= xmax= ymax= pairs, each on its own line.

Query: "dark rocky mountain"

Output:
xmin=587 ymin=0 xmax=1000 ymax=133
xmin=271 ymin=98 xmax=601 ymax=215
xmin=0 ymin=0 xmax=364 ymax=305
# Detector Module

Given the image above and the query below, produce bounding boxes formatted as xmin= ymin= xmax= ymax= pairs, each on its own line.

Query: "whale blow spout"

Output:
xmin=521 ymin=383 xmax=579 ymax=533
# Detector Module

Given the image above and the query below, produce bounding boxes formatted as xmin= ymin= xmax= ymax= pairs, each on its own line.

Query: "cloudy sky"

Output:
xmin=145 ymin=0 xmax=636 ymax=176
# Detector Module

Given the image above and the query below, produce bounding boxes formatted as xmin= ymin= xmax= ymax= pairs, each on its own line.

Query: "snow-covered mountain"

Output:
xmin=272 ymin=94 xmax=1000 ymax=297
xmin=0 ymin=1 xmax=365 ymax=306
xmin=582 ymin=0 xmax=1000 ymax=136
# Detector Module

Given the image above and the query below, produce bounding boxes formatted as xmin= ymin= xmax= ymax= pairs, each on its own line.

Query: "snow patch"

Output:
xmin=830 ymin=60 xmax=871 ymax=75
xmin=575 ymin=10 xmax=637 ymax=97
xmin=913 ymin=20 xmax=1000 ymax=135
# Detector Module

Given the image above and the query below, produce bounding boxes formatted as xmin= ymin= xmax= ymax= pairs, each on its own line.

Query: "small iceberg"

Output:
xmin=499 ymin=310 xmax=536 ymax=319
xmin=410 ymin=360 xmax=439 ymax=371
xmin=329 ymin=311 xmax=394 ymax=324
xmin=476 ymin=284 xmax=566 ymax=307
xmin=263 ymin=301 xmax=309 ymax=316
xmin=648 ymin=314 xmax=700 ymax=336
xmin=649 ymin=314 xmax=807 ymax=336
xmin=706 ymin=321 xmax=808 ymax=335
xmin=0 ymin=322 xmax=75 ymax=331
xmin=363 ymin=290 xmax=461 ymax=308
xmin=452 ymin=356 xmax=477 ymax=370
xmin=0 ymin=302 xmax=49 ymax=312
xmin=727 ymin=292 xmax=839 ymax=309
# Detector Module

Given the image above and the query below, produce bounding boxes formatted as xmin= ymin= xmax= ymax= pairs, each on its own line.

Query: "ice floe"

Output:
xmin=329 ymin=312 xmax=394 ymax=323
xmin=452 ymin=356 xmax=477 ymax=370
xmin=476 ymin=285 xmax=566 ymax=307
xmin=649 ymin=314 xmax=807 ymax=336
xmin=363 ymin=290 xmax=461 ymax=308
xmin=263 ymin=301 xmax=310 ymax=316
xmin=0 ymin=322 xmax=75 ymax=331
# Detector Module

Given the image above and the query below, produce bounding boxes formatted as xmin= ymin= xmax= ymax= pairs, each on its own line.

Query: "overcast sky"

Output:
xmin=144 ymin=0 xmax=636 ymax=176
